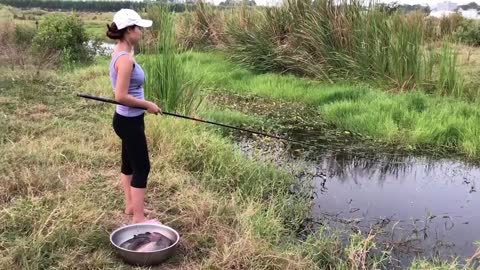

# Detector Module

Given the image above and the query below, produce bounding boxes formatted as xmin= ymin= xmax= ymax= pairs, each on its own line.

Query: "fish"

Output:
xmin=153 ymin=233 xmax=173 ymax=250
xmin=135 ymin=233 xmax=173 ymax=252
xmin=119 ymin=232 xmax=173 ymax=252
xmin=120 ymin=233 xmax=151 ymax=250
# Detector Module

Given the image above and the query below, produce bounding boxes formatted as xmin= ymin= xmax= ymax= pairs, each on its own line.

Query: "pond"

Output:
xmin=310 ymin=152 xmax=479 ymax=266
xmin=234 ymin=123 xmax=479 ymax=268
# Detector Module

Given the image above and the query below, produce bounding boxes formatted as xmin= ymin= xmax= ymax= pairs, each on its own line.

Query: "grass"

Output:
xmin=0 ymin=4 xmax=14 ymax=19
xmin=141 ymin=5 xmax=203 ymax=115
xmin=176 ymin=1 xmax=478 ymax=97
xmin=200 ymin=104 xmax=270 ymax=128
xmin=1 ymin=5 xmax=480 ymax=267
xmin=219 ymin=0 xmax=463 ymax=94
xmin=437 ymin=41 xmax=464 ymax=96
xmin=180 ymin=52 xmax=323 ymax=100
xmin=456 ymin=44 xmax=480 ymax=99
xmin=175 ymin=1 xmax=225 ymax=50
xmin=7 ymin=64 xmax=480 ymax=269
xmin=84 ymin=21 xmax=107 ymax=41
xmin=1 ymin=3 xmax=479 ymax=264
xmin=178 ymin=51 xmax=480 ymax=159
xmin=0 ymin=64 xmax=395 ymax=269
xmin=1 ymin=51 xmax=478 ymax=270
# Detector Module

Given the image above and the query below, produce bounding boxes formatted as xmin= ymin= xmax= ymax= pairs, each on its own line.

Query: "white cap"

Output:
xmin=113 ymin=9 xmax=152 ymax=30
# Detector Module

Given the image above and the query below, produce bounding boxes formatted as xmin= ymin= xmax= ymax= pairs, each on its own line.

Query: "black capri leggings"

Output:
xmin=112 ymin=112 xmax=150 ymax=188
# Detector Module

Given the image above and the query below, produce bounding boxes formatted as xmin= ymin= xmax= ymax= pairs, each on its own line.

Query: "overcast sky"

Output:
xmin=376 ymin=0 xmax=479 ymax=5
xmin=207 ymin=0 xmax=480 ymax=7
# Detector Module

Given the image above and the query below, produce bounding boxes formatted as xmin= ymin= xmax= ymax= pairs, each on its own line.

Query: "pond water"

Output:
xmin=309 ymin=152 xmax=479 ymax=265
xmin=88 ymin=41 xmax=115 ymax=56
xmin=211 ymin=92 xmax=479 ymax=266
xmin=235 ymin=130 xmax=479 ymax=268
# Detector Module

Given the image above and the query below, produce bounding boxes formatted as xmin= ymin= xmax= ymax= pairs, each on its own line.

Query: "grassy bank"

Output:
xmin=172 ymin=51 xmax=480 ymax=160
xmin=2 ymin=56 xmax=475 ymax=268
xmin=1 ymin=4 xmax=479 ymax=269
xmin=0 ymin=66 xmax=388 ymax=269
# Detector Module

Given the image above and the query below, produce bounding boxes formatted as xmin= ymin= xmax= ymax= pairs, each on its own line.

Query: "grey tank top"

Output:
xmin=109 ymin=51 xmax=146 ymax=117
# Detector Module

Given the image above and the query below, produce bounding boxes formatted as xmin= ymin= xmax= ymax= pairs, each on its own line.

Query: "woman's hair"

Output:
xmin=106 ymin=23 xmax=135 ymax=40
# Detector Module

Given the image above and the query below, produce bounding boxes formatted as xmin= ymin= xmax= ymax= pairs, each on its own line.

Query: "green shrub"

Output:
xmin=32 ymin=13 xmax=93 ymax=66
xmin=454 ymin=19 xmax=480 ymax=46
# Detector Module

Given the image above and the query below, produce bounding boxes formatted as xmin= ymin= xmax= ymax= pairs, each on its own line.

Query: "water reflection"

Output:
xmin=236 ymin=135 xmax=480 ymax=267
xmin=309 ymin=153 xmax=479 ymax=259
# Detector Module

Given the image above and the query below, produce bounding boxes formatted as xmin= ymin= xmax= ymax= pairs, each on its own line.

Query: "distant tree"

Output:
xmin=458 ymin=2 xmax=479 ymax=11
xmin=392 ymin=3 xmax=431 ymax=15
xmin=375 ymin=2 xmax=399 ymax=15
xmin=0 ymin=0 xmax=187 ymax=12
xmin=423 ymin=5 xmax=431 ymax=15
xmin=219 ymin=0 xmax=256 ymax=6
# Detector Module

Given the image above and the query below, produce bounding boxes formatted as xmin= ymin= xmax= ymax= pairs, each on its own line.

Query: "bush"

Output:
xmin=454 ymin=19 xmax=480 ymax=46
xmin=32 ymin=13 xmax=93 ymax=67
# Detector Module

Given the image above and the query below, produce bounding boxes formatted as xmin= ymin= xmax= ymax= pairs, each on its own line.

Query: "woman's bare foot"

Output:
xmin=124 ymin=206 xmax=153 ymax=216
xmin=124 ymin=206 xmax=133 ymax=215
xmin=132 ymin=216 xmax=147 ymax=223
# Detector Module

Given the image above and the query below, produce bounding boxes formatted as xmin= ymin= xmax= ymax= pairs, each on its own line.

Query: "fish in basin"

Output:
xmin=120 ymin=232 xmax=173 ymax=252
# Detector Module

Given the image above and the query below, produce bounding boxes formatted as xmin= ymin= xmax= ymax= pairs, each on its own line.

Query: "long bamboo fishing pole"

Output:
xmin=77 ymin=93 xmax=315 ymax=147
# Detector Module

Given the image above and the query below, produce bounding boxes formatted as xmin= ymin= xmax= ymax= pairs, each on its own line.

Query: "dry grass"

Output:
xmin=455 ymin=44 xmax=480 ymax=98
xmin=1 ymin=56 xmax=475 ymax=269
xmin=0 ymin=20 xmax=30 ymax=69
xmin=0 ymin=66 xmax=316 ymax=269
xmin=176 ymin=2 xmax=226 ymax=50
xmin=347 ymin=232 xmax=378 ymax=270
xmin=0 ymin=19 xmax=59 ymax=71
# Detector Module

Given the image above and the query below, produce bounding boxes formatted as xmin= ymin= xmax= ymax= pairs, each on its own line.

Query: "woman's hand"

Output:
xmin=146 ymin=101 xmax=162 ymax=115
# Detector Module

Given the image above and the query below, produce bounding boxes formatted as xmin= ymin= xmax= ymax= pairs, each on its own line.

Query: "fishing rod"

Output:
xmin=77 ymin=93 xmax=316 ymax=147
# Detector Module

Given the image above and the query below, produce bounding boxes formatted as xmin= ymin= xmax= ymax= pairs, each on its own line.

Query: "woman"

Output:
xmin=107 ymin=9 xmax=161 ymax=224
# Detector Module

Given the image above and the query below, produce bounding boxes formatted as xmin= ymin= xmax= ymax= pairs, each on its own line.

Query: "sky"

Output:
xmin=206 ymin=0 xmax=480 ymax=7
xmin=377 ymin=0 xmax=479 ymax=5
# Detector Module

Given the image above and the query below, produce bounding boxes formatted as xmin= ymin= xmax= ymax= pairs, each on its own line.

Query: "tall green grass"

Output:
xmin=224 ymin=5 xmax=283 ymax=73
xmin=437 ymin=41 xmax=464 ymax=96
xmin=222 ymin=0 xmax=463 ymax=94
xmin=179 ymin=51 xmax=480 ymax=158
xmin=142 ymin=5 xmax=203 ymax=115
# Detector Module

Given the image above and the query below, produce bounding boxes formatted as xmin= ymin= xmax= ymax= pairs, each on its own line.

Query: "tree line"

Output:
xmin=0 ymin=0 xmax=189 ymax=12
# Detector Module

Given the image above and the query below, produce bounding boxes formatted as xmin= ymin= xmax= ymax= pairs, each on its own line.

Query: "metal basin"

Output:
xmin=110 ymin=223 xmax=180 ymax=266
